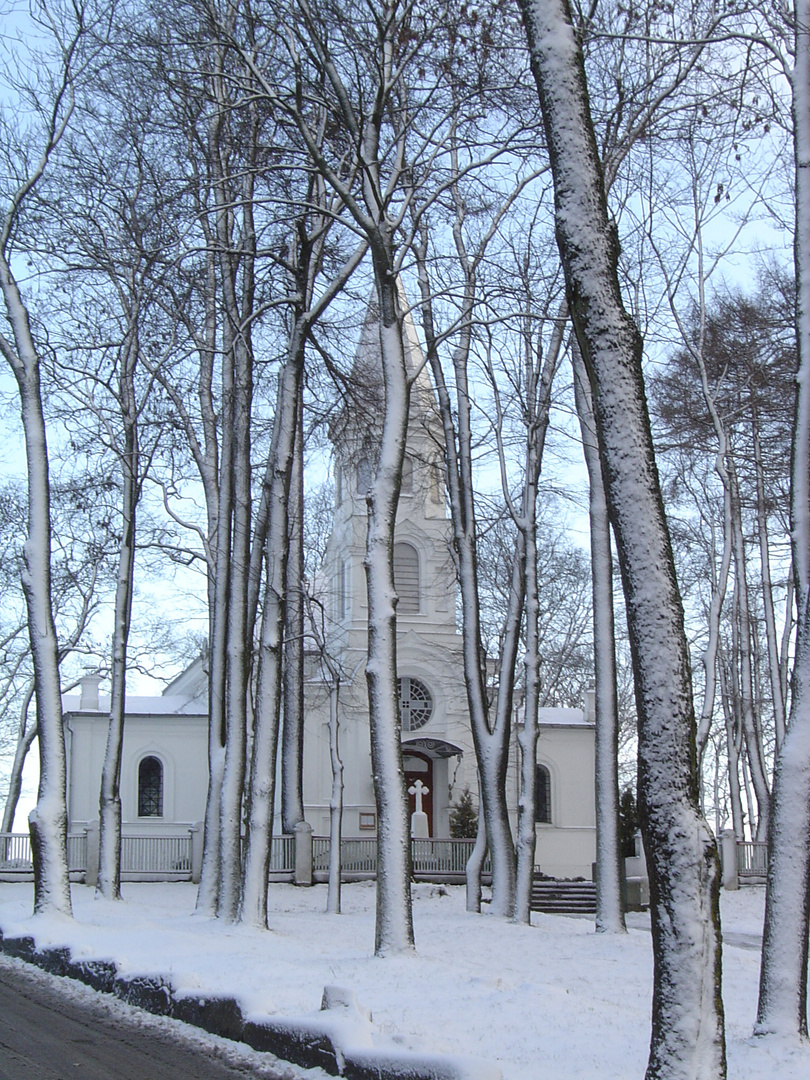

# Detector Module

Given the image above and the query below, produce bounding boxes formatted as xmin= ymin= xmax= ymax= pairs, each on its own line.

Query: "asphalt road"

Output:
xmin=0 ymin=955 xmax=290 ymax=1080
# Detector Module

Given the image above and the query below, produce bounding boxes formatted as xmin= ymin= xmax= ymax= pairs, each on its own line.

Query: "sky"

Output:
xmin=0 ymin=880 xmax=806 ymax=1080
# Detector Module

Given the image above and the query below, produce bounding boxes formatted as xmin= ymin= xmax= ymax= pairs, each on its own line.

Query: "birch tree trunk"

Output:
xmin=573 ymin=344 xmax=625 ymax=934
xmin=755 ymin=0 xmax=810 ymax=1037
xmin=519 ymin=2 xmax=725 ymax=1074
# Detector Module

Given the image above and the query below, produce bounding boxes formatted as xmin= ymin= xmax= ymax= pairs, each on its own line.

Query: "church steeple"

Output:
xmin=323 ymin=287 xmax=454 ymax=640
xmin=330 ymin=288 xmax=445 ymax=526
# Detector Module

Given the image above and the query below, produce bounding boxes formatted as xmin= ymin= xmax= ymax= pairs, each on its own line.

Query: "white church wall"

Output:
xmin=64 ymin=706 xmax=208 ymax=833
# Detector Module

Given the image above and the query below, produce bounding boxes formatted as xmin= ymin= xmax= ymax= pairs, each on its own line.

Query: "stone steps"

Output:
xmin=530 ymin=880 xmax=597 ymax=914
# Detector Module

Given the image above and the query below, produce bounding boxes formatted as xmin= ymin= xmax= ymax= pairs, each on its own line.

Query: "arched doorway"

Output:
xmin=402 ymin=750 xmax=433 ymax=836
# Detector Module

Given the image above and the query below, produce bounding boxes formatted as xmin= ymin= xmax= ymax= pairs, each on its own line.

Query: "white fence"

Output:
xmin=1 ymin=831 xmax=488 ymax=883
xmin=0 ymin=833 xmax=87 ymax=875
xmin=736 ymin=840 xmax=768 ymax=878
xmin=311 ymin=836 xmax=490 ymax=879
xmin=121 ymin=835 xmax=193 ymax=877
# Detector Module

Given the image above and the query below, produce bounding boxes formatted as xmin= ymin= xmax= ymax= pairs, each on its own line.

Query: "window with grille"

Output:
xmin=393 ymin=542 xmax=419 ymax=613
xmin=138 ymin=756 xmax=163 ymax=817
xmin=398 ymin=676 xmax=433 ymax=731
xmin=535 ymin=764 xmax=551 ymax=823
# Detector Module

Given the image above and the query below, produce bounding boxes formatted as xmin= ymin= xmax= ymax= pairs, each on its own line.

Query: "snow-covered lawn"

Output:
xmin=0 ymin=881 xmax=807 ymax=1080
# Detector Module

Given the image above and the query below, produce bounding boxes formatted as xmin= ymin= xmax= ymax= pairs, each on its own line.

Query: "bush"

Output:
xmin=449 ymin=788 xmax=478 ymax=838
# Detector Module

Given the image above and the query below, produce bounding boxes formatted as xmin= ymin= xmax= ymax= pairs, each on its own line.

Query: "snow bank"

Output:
xmin=0 ymin=881 xmax=805 ymax=1080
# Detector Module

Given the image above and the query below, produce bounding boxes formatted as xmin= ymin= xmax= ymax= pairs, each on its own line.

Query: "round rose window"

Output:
xmin=398 ymin=676 xmax=433 ymax=731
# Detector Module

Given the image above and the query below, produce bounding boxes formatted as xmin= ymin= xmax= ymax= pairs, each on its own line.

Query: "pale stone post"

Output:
xmin=190 ymin=822 xmax=204 ymax=884
xmin=294 ymin=820 xmax=313 ymax=886
xmin=84 ymin=820 xmax=99 ymax=887
xmin=721 ymin=829 xmax=739 ymax=890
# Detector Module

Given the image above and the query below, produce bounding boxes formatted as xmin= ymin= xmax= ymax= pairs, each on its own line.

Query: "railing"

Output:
xmin=312 ymin=835 xmax=330 ymax=869
xmin=121 ymin=834 xmax=193 ymax=876
xmin=311 ymin=836 xmax=490 ymax=878
xmin=737 ymin=840 xmax=768 ymax=877
xmin=2 ymin=830 xmax=490 ymax=883
xmin=68 ymin=833 xmax=87 ymax=872
xmin=0 ymin=833 xmax=86 ymax=873
xmin=412 ymin=837 xmax=491 ymax=875
xmin=270 ymin=834 xmax=295 ymax=873
xmin=313 ymin=837 xmax=378 ymax=874
xmin=0 ymin=833 xmax=33 ymax=870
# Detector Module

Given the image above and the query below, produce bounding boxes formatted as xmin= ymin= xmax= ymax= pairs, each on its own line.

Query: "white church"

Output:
xmin=63 ymin=305 xmax=597 ymax=881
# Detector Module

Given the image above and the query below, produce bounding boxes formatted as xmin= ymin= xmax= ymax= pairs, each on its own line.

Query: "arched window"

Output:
xmin=535 ymin=764 xmax=551 ymax=824
xmin=398 ymin=677 xmax=433 ymax=731
xmin=138 ymin=756 xmax=163 ymax=817
xmin=393 ymin=542 xmax=420 ymax=613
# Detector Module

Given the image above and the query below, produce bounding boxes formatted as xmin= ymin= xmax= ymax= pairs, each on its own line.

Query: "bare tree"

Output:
xmin=756 ymin=0 xmax=810 ymax=1038
xmin=573 ymin=343 xmax=625 ymax=934
xmin=0 ymin=0 xmax=106 ymax=916
xmin=519 ymin=2 xmax=725 ymax=1076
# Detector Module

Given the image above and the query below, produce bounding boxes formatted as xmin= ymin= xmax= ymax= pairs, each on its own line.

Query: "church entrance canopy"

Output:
xmin=401 ymin=737 xmax=464 ymax=760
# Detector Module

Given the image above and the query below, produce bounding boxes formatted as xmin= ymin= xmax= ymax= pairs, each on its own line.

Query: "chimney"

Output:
xmin=79 ymin=674 xmax=102 ymax=711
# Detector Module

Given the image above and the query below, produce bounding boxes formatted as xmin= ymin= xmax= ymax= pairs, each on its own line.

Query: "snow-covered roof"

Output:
xmin=538 ymin=707 xmax=593 ymax=728
xmin=62 ymin=693 xmax=205 ymax=717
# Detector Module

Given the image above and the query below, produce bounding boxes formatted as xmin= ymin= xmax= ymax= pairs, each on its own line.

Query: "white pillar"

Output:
xmin=294 ymin=820 xmax=313 ymax=886
xmin=721 ymin=829 xmax=739 ymax=891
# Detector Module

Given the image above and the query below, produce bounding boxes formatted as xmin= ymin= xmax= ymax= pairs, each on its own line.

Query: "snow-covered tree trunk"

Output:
xmin=417 ymin=254 xmax=516 ymax=917
xmin=97 ymin=340 xmax=140 ymax=901
xmin=282 ymin=400 xmax=306 ymax=834
xmin=488 ymin=307 xmax=560 ymax=926
xmin=755 ymin=0 xmax=810 ymax=1037
xmin=718 ymin=661 xmax=745 ymax=841
xmin=240 ymin=333 xmax=304 ymax=928
xmin=519 ymin=2 xmax=725 ymax=1075
xmin=466 ymin=780 xmax=487 ymax=913
xmin=0 ymin=258 xmax=72 ymax=917
xmin=238 ymin=200 xmax=363 ymax=925
xmin=365 ymin=268 xmax=415 ymax=955
xmin=326 ymin=674 xmax=343 ymax=916
xmin=692 ymin=372 xmax=733 ymax=772
xmin=513 ymin=525 xmax=539 ymax=925
xmin=728 ymin=459 xmax=770 ymax=840
xmin=213 ymin=85 xmax=257 ymax=921
xmin=572 ymin=345 xmax=625 ymax=934
xmin=753 ymin=424 xmax=787 ymax=750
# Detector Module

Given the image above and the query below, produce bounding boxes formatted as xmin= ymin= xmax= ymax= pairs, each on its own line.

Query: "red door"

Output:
xmin=403 ymin=752 xmax=433 ymax=836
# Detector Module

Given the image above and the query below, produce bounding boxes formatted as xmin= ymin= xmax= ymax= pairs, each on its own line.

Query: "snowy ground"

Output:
xmin=0 ymin=881 xmax=807 ymax=1080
